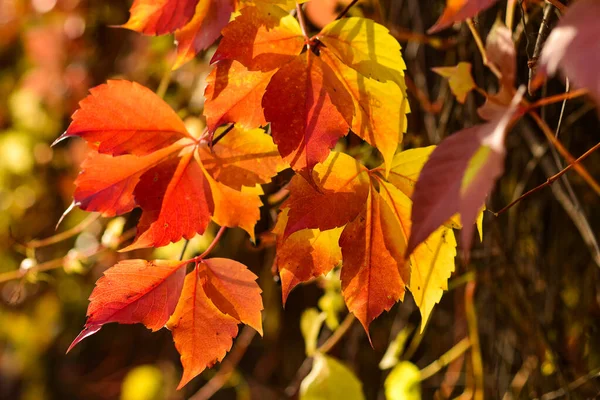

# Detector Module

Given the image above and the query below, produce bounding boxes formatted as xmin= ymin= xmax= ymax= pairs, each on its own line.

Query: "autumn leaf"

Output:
xmin=432 ymin=62 xmax=476 ymax=104
xmin=407 ymin=88 xmax=524 ymax=260
xmin=210 ymin=10 xmax=409 ymax=173
xmin=59 ymin=80 xmax=284 ymax=249
xmin=537 ymin=0 xmax=600 ymax=105
xmin=276 ymin=151 xmax=458 ymax=331
xmin=428 ymin=0 xmax=499 ymax=33
xmin=273 ymin=209 xmax=343 ymax=303
xmin=67 ymin=259 xmax=187 ymax=352
xmin=168 ymin=259 xmax=263 ymax=388
xmin=121 ymin=0 xmax=235 ymax=69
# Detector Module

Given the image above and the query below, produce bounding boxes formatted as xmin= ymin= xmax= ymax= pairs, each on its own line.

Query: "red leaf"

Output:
xmin=122 ymin=0 xmax=200 ymax=35
xmin=407 ymin=89 xmax=524 ymax=258
xmin=168 ymin=259 xmax=263 ymax=388
xmin=538 ymin=0 xmax=600 ymax=105
xmin=124 ymin=151 xmax=214 ymax=251
xmin=55 ymin=80 xmax=193 ymax=156
xmin=262 ymin=51 xmax=353 ymax=173
xmin=428 ymin=0 xmax=499 ymax=33
xmin=67 ymin=259 xmax=186 ymax=352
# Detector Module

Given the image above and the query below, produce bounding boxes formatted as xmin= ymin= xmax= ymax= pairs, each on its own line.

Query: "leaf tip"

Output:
xmin=66 ymin=325 xmax=102 ymax=354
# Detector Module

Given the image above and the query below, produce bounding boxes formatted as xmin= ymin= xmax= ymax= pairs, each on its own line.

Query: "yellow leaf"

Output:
xmin=432 ymin=62 xmax=476 ymax=103
xmin=384 ymin=361 xmax=421 ymax=400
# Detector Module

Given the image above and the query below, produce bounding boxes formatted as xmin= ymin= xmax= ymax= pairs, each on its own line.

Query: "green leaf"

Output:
xmin=300 ymin=353 xmax=365 ymax=400
xmin=301 ymin=308 xmax=327 ymax=356
xmin=384 ymin=361 xmax=421 ymax=400
xmin=379 ymin=326 xmax=414 ymax=370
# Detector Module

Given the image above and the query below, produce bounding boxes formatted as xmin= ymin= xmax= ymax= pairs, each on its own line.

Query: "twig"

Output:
xmin=493 ymin=141 xmax=600 ymax=215
xmin=156 ymin=65 xmax=172 ymax=99
xmin=465 ymin=281 xmax=484 ymax=400
xmin=528 ymin=4 xmax=555 ymax=95
xmin=537 ymin=367 xmax=600 ymax=400
xmin=502 ymin=356 xmax=538 ymax=400
xmin=420 ymin=337 xmax=471 ymax=380
xmin=525 ymin=89 xmax=588 ymax=111
xmin=27 ymin=213 xmax=100 ymax=248
xmin=317 ymin=313 xmax=355 ymax=354
xmin=545 ymin=0 xmax=566 ymax=14
xmin=189 ymin=326 xmax=257 ymax=400
xmin=466 ymin=19 xmax=502 ymax=80
xmin=336 ymin=0 xmax=359 ymax=20
xmin=528 ymin=110 xmax=600 ymax=196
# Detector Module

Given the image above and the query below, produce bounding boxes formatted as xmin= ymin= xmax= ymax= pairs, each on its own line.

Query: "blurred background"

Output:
xmin=1 ymin=0 xmax=599 ymax=399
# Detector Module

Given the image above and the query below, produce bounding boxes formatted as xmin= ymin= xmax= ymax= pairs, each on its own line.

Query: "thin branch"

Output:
xmin=545 ymin=0 xmax=566 ymax=14
xmin=465 ymin=281 xmax=484 ymax=400
xmin=528 ymin=110 xmax=600 ymax=196
xmin=466 ymin=19 xmax=502 ymax=80
xmin=494 ymin=141 xmax=600 ymax=215
xmin=156 ymin=65 xmax=173 ymax=99
xmin=537 ymin=367 xmax=600 ymax=400
xmin=27 ymin=213 xmax=100 ymax=248
xmin=189 ymin=326 xmax=257 ymax=400
xmin=525 ymin=88 xmax=588 ymax=111
xmin=336 ymin=0 xmax=359 ymax=20
xmin=420 ymin=337 xmax=471 ymax=381
xmin=317 ymin=313 xmax=355 ymax=354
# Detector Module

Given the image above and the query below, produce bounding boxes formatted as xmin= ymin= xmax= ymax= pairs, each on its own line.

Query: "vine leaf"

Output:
xmin=428 ymin=0 xmax=499 ymax=33
xmin=121 ymin=0 xmax=235 ymax=69
xmin=432 ymin=62 xmax=476 ymax=104
xmin=536 ymin=0 xmax=600 ymax=105
xmin=300 ymin=353 xmax=366 ymax=400
xmin=67 ymin=259 xmax=187 ymax=352
xmin=275 ymin=151 xmax=458 ymax=333
xmin=168 ymin=259 xmax=263 ymax=389
xmin=58 ymin=81 xmax=284 ymax=249
xmin=407 ymin=89 xmax=524 ymax=260
xmin=208 ymin=9 xmax=408 ymax=174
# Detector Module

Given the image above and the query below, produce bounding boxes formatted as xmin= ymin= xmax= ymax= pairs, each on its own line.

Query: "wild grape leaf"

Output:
xmin=210 ymin=10 xmax=409 ymax=173
xmin=121 ymin=0 xmax=235 ymax=69
xmin=322 ymin=48 xmax=408 ymax=174
xmin=300 ymin=353 xmax=366 ymax=400
xmin=407 ymin=89 xmax=524 ymax=259
xmin=67 ymin=259 xmax=187 ymax=352
xmin=121 ymin=0 xmax=199 ymax=35
xmin=273 ymin=209 xmax=343 ymax=303
xmin=276 ymin=151 xmax=458 ymax=331
xmin=537 ymin=0 xmax=600 ymax=105
xmin=168 ymin=259 xmax=263 ymax=388
xmin=204 ymin=61 xmax=276 ymax=132
xmin=428 ymin=0 xmax=499 ymax=33
xmin=432 ymin=62 xmax=476 ymax=104
xmin=59 ymin=81 xmax=284 ymax=249
xmin=172 ymin=0 xmax=236 ymax=69
xmin=282 ymin=152 xmax=370 ymax=237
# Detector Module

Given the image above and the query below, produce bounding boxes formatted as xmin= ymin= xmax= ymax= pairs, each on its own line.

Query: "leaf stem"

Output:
xmin=156 ymin=66 xmax=172 ymax=99
xmin=466 ymin=19 xmax=502 ymax=80
xmin=296 ymin=3 xmax=309 ymax=40
xmin=336 ymin=0 xmax=359 ymax=20
xmin=26 ymin=213 xmax=100 ymax=249
xmin=198 ymin=226 xmax=227 ymax=260
xmin=420 ymin=337 xmax=471 ymax=380
xmin=317 ymin=313 xmax=355 ymax=353
xmin=493 ymin=140 xmax=600 ymax=215
xmin=465 ymin=281 xmax=484 ymax=400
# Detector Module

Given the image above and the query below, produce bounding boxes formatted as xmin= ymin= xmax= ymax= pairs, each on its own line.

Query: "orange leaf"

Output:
xmin=61 ymin=81 xmax=280 ymax=249
xmin=339 ymin=189 xmax=409 ymax=334
xmin=273 ymin=209 xmax=343 ymax=303
xmin=54 ymin=80 xmax=194 ymax=156
xmin=428 ymin=0 xmax=499 ymax=33
xmin=199 ymin=126 xmax=287 ymax=189
xmin=211 ymin=4 xmax=304 ymax=71
xmin=168 ymin=259 xmax=262 ymax=388
xmin=282 ymin=152 xmax=370 ymax=237
xmin=204 ymin=60 xmax=275 ymax=132
xmin=122 ymin=0 xmax=200 ymax=35
xmin=173 ymin=0 xmax=235 ymax=69
xmin=67 ymin=259 xmax=187 ymax=352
